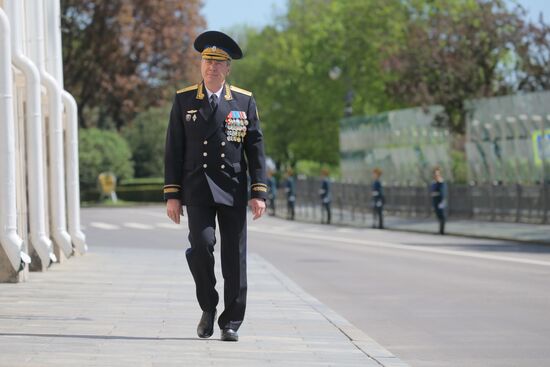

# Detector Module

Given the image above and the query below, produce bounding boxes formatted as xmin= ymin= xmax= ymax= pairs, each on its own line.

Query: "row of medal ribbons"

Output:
xmin=225 ymin=111 xmax=248 ymax=143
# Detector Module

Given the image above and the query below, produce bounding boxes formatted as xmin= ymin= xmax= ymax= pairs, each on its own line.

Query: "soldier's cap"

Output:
xmin=194 ymin=30 xmax=243 ymax=61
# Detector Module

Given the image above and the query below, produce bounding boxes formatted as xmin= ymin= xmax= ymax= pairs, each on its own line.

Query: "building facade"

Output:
xmin=0 ymin=0 xmax=87 ymax=282
xmin=340 ymin=93 xmax=550 ymax=186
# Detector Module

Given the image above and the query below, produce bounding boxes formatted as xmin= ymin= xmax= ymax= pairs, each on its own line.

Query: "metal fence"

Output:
xmin=275 ymin=178 xmax=550 ymax=225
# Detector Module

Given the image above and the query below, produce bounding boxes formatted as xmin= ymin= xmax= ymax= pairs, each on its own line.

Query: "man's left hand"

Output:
xmin=248 ymin=198 xmax=266 ymax=220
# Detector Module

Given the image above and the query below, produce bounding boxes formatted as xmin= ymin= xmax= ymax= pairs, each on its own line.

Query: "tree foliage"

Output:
xmin=231 ymin=0 xmax=406 ymax=168
xmin=516 ymin=16 xmax=550 ymax=91
xmin=61 ymin=0 xmax=205 ymax=129
xmin=79 ymin=128 xmax=134 ymax=186
xmin=65 ymin=0 xmax=550 ymax=178
xmin=232 ymin=0 xmax=550 ymax=167
xmin=121 ymin=106 xmax=169 ymax=178
xmin=384 ymin=0 xmax=527 ymax=135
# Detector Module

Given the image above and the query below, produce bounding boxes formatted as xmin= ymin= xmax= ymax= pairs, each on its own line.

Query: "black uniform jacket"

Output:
xmin=163 ymin=82 xmax=268 ymax=207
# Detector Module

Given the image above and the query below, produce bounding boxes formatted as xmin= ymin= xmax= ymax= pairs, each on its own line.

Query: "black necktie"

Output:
xmin=210 ymin=94 xmax=218 ymax=111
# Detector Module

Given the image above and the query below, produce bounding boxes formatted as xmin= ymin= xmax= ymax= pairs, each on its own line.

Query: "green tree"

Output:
xmin=61 ymin=0 xmax=205 ymax=129
xmin=231 ymin=0 xmax=406 ymax=168
xmin=79 ymin=128 xmax=134 ymax=186
xmin=384 ymin=0 xmax=527 ymax=136
xmin=516 ymin=16 xmax=550 ymax=91
xmin=122 ymin=106 xmax=169 ymax=178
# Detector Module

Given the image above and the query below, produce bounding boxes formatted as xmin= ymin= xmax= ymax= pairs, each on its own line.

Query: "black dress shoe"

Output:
xmin=220 ymin=328 xmax=238 ymax=342
xmin=197 ymin=310 xmax=216 ymax=338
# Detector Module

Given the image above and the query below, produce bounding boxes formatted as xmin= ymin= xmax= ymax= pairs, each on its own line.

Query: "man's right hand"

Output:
xmin=166 ymin=199 xmax=183 ymax=224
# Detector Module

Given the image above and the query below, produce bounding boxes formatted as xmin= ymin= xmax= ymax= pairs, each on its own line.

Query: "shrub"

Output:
xmin=122 ymin=106 xmax=169 ymax=178
xmin=79 ymin=128 xmax=134 ymax=188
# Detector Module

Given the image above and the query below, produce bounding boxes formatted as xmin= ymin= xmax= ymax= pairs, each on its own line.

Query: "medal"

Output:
xmin=186 ymin=114 xmax=191 ymax=122
xmin=225 ymin=111 xmax=249 ymax=142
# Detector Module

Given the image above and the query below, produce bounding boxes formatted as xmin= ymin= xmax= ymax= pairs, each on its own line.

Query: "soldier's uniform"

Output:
xmin=319 ymin=176 xmax=331 ymax=224
xmin=285 ymin=175 xmax=296 ymax=220
xmin=163 ymin=33 xmax=267 ymax=334
xmin=372 ymin=179 xmax=384 ymax=229
xmin=267 ymin=173 xmax=277 ymax=216
xmin=430 ymin=178 xmax=446 ymax=235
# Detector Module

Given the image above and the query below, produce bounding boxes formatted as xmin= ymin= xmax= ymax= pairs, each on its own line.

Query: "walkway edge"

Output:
xmin=386 ymin=226 xmax=550 ymax=246
xmin=251 ymin=253 xmax=412 ymax=367
xmin=273 ymin=214 xmax=550 ymax=246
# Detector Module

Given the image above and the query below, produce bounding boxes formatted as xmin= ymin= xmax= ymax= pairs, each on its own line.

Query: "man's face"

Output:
xmin=201 ymin=58 xmax=230 ymax=87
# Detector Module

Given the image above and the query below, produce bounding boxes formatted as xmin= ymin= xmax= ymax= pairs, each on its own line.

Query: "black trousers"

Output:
xmin=287 ymin=200 xmax=295 ymax=220
xmin=185 ymin=205 xmax=247 ymax=331
xmin=434 ymin=207 xmax=446 ymax=234
xmin=373 ymin=206 xmax=384 ymax=229
xmin=322 ymin=202 xmax=331 ymax=224
xmin=268 ymin=195 xmax=276 ymax=216
xmin=372 ymin=205 xmax=384 ymax=229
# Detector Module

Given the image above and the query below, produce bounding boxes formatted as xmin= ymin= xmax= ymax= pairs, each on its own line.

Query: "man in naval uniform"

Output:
xmin=163 ymin=31 xmax=267 ymax=342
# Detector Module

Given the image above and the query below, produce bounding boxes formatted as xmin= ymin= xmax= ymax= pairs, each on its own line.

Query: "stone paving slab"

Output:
xmin=0 ymin=246 xmax=407 ymax=366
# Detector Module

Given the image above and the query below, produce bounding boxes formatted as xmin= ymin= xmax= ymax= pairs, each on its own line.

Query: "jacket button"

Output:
xmin=203 ymin=164 xmax=208 ymax=168
xmin=203 ymin=152 xmax=208 ymax=157
xmin=221 ymin=153 xmax=225 ymax=158
xmin=221 ymin=164 xmax=225 ymax=169
xmin=203 ymin=140 xmax=208 ymax=145
xmin=221 ymin=141 xmax=226 ymax=146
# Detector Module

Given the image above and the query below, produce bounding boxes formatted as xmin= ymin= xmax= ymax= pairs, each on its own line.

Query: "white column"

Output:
xmin=26 ymin=0 xmax=73 ymax=258
xmin=5 ymin=0 xmax=57 ymax=269
xmin=0 ymin=7 xmax=31 ymax=275
xmin=45 ymin=0 xmax=87 ymax=254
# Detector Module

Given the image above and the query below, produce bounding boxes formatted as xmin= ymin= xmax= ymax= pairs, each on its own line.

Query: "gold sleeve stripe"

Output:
xmin=230 ymin=85 xmax=252 ymax=96
xmin=177 ymin=84 xmax=199 ymax=94
xmin=164 ymin=184 xmax=182 ymax=188
xmin=252 ymin=186 xmax=268 ymax=192
xmin=164 ymin=188 xmax=180 ymax=193
xmin=251 ymin=183 xmax=267 ymax=188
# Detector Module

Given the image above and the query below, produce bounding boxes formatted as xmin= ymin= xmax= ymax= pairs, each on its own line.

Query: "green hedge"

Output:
xmin=79 ymin=128 xmax=134 ymax=188
xmin=81 ymin=177 xmax=164 ymax=203
xmin=119 ymin=177 xmax=164 ymax=187
xmin=116 ymin=185 xmax=164 ymax=202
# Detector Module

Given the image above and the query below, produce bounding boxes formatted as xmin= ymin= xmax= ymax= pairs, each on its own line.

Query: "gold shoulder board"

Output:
xmin=177 ymin=84 xmax=199 ymax=94
xmin=230 ymin=85 xmax=253 ymax=96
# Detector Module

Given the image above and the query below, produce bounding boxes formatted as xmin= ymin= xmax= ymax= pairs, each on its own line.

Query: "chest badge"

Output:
xmin=225 ymin=111 xmax=248 ymax=143
xmin=186 ymin=110 xmax=198 ymax=122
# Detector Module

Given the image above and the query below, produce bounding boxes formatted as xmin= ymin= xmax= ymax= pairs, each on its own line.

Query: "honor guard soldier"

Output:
xmin=284 ymin=168 xmax=296 ymax=220
xmin=267 ymin=170 xmax=277 ymax=216
xmin=319 ymin=168 xmax=332 ymax=224
xmin=430 ymin=166 xmax=447 ymax=235
xmin=164 ymin=31 xmax=267 ymax=342
xmin=371 ymin=168 xmax=384 ymax=229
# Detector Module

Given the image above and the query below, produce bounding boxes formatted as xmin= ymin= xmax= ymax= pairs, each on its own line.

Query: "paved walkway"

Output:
xmin=0 ymin=245 xmax=408 ymax=367
xmin=279 ymin=207 xmax=549 ymax=245
xmin=381 ymin=216 xmax=550 ymax=245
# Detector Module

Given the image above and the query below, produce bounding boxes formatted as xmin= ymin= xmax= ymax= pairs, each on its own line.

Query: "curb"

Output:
xmin=272 ymin=214 xmax=550 ymax=246
xmin=384 ymin=226 xmax=550 ymax=246
xmin=252 ymin=253 xmax=412 ymax=367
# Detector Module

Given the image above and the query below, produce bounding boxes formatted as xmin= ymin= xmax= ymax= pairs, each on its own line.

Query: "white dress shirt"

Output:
xmin=205 ymin=83 xmax=224 ymax=100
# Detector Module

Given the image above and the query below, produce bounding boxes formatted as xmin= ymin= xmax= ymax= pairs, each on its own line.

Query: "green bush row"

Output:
xmin=81 ymin=183 xmax=164 ymax=203
xmin=119 ymin=177 xmax=164 ymax=187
